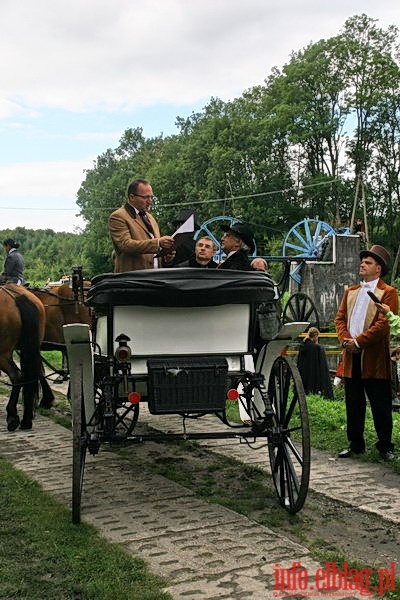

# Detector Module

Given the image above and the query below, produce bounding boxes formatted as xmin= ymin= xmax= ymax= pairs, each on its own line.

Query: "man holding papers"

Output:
xmin=109 ymin=179 xmax=174 ymax=272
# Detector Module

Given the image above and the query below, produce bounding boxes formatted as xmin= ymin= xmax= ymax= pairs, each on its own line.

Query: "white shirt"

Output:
xmin=349 ymin=278 xmax=379 ymax=338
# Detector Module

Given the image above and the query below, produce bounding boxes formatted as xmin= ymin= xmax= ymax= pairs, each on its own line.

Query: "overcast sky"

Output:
xmin=1 ymin=0 xmax=399 ymax=232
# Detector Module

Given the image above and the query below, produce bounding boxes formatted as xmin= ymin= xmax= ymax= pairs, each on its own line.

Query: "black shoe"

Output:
xmin=337 ymin=447 xmax=364 ymax=458
xmin=338 ymin=448 xmax=353 ymax=458
xmin=379 ymin=450 xmax=395 ymax=461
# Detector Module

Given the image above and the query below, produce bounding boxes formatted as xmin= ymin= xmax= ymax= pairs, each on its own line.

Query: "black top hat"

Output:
xmin=359 ymin=244 xmax=390 ymax=276
xmin=221 ymin=221 xmax=255 ymax=254
xmin=172 ymin=209 xmax=199 ymax=229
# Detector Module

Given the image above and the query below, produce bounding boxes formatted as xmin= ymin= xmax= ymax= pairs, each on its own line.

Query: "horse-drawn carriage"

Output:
xmin=64 ymin=268 xmax=311 ymax=524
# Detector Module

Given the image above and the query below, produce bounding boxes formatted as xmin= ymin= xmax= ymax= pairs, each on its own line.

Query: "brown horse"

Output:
xmin=31 ymin=282 xmax=92 ymax=378
xmin=0 ymin=284 xmax=52 ymax=431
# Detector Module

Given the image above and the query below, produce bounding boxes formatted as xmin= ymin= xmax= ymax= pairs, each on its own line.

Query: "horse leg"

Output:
xmin=7 ymin=382 xmax=23 ymax=431
xmin=0 ymin=358 xmax=23 ymax=431
xmin=62 ymin=350 xmax=69 ymax=381
xmin=38 ymin=371 xmax=55 ymax=409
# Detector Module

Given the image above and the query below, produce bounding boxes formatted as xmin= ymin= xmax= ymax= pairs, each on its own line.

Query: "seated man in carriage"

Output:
xmin=176 ymin=236 xmax=218 ymax=269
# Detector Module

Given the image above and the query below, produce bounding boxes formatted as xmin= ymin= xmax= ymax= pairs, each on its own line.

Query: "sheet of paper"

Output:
xmin=172 ymin=214 xmax=195 ymax=237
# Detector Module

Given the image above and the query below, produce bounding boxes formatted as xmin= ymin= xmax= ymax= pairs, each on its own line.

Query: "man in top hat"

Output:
xmin=335 ymin=245 xmax=398 ymax=461
xmin=218 ymin=222 xmax=255 ymax=270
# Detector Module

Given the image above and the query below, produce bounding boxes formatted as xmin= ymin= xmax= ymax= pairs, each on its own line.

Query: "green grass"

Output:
xmin=224 ymin=385 xmax=400 ymax=471
xmin=0 ymin=459 xmax=171 ymax=600
xmin=306 ymin=388 xmax=400 ymax=471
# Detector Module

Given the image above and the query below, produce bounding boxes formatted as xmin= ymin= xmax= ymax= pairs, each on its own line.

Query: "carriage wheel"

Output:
xmin=282 ymin=292 xmax=320 ymax=330
xmin=115 ymin=402 xmax=140 ymax=436
xmin=72 ymin=369 xmax=87 ymax=524
xmin=283 ymin=219 xmax=335 ymax=258
xmin=267 ymin=355 xmax=310 ymax=513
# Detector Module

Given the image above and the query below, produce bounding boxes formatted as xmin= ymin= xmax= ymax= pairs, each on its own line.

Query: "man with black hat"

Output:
xmin=218 ymin=222 xmax=255 ymax=270
xmin=335 ymin=245 xmax=398 ymax=461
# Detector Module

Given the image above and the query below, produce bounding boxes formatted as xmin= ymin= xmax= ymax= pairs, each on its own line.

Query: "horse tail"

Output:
xmin=15 ymin=295 xmax=42 ymax=392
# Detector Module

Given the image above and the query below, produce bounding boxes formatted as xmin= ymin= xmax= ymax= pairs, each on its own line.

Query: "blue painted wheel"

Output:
xmin=195 ymin=215 xmax=257 ymax=262
xmin=283 ymin=219 xmax=335 ymax=258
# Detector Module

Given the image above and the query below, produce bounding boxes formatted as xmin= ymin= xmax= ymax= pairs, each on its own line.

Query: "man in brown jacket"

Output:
xmin=109 ymin=179 xmax=174 ymax=272
xmin=335 ymin=245 xmax=398 ymax=461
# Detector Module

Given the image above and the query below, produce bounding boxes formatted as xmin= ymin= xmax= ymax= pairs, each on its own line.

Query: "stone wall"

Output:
xmin=289 ymin=234 xmax=361 ymax=328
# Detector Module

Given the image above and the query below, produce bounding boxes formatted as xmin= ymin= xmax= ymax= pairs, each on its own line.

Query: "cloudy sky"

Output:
xmin=1 ymin=0 xmax=399 ymax=233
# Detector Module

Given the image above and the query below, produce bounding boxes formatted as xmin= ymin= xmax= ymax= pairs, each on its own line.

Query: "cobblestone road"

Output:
xmin=0 ymin=396 xmax=398 ymax=599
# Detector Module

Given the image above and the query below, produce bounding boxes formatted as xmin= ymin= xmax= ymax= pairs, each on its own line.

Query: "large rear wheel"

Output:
xmin=267 ymin=356 xmax=310 ymax=513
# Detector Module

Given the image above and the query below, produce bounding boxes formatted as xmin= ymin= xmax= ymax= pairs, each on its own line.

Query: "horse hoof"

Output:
xmin=39 ymin=400 xmax=54 ymax=409
xmin=7 ymin=416 xmax=20 ymax=432
xmin=20 ymin=419 xmax=33 ymax=430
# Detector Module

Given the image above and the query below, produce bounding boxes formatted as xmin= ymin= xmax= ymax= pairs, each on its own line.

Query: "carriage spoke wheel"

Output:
xmin=72 ymin=369 xmax=87 ymax=524
xmin=283 ymin=219 xmax=335 ymax=258
xmin=267 ymin=356 xmax=310 ymax=513
xmin=282 ymin=292 xmax=320 ymax=330
xmin=115 ymin=402 xmax=140 ymax=436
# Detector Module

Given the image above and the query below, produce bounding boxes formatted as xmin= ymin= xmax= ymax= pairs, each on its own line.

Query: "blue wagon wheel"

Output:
xmin=283 ymin=219 xmax=335 ymax=258
xmin=195 ymin=215 xmax=257 ymax=262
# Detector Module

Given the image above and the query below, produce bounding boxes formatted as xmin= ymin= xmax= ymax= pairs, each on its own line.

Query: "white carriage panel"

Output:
xmin=110 ymin=304 xmax=250 ymax=356
xmin=95 ymin=315 xmax=108 ymax=354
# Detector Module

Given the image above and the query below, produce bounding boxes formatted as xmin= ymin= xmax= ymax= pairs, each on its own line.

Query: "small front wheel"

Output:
xmin=267 ymin=356 xmax=310 ymax=513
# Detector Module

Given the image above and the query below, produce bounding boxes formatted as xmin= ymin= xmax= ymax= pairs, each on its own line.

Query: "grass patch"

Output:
xmin=0 ymin=459 xmax=171 ymax=600
xmin=224 ymin=386 xmax=400 ymax=472
xmin=306 ymin=391 xmax=400 ymax=471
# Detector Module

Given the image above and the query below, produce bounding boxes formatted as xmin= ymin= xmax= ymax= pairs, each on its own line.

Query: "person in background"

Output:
xmin=297 ymin=327 xmax=333 ymax=399
xmin=374 ymin=301 xmax=400 ymax=410
xmin=335 ymin=245 xmax=398 ymax=461
xmin=109 ymin=179 xmax=174 ymax=272
xmin=353 ymin=218 xmax=365 ymax=236
xmin=0 ymin=238 xmax=25 ymax=285
xmin=390 ymin=348 xmax=400 ymax=409
xmin=218 ymin=222 xmax=255 ymax=270
xmin=375 ymin=300 xmax=400 ymax=334
xmin=251 ymin=257 xmax=269 ymax=272
xmin=177 ymin=236 xmax=217 ymax=268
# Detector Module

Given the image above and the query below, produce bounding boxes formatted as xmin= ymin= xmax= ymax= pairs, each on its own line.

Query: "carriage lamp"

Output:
xmin=227 ymin=389 xmax=239 ymax=401
xmin=114 ymin=334 xmax=132 ymax=363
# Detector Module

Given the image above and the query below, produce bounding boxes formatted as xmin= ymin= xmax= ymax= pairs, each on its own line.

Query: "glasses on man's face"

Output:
xmin=133 ymin=193 xmax=156 ymax=201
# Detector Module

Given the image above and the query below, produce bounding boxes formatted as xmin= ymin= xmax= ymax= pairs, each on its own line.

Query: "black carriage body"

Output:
xmin=88 ymin=268 xmax=275 ymax=308
xmin=87 ymin=268 xmax=276 ymax=413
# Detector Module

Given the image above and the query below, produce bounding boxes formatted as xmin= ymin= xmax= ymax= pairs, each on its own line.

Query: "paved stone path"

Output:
xmin=0 ymin=396 xmax=398 ymax=599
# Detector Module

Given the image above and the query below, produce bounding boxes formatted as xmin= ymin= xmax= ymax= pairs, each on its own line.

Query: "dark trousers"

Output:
xmin=344 ymin=354 xmax=394 ymax=453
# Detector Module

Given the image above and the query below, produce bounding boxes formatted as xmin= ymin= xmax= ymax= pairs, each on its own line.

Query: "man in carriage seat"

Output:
xmin=109 ymin=179 xmax=175 ymax=272
xmin=218 ymin=222 xmax=255 ymax=270
xmin=176 ymin=236 xmax=218 ymax=269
